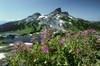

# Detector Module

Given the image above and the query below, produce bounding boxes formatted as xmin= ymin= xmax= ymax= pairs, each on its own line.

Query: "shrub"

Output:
xmin=3 ymin=28 xmax=99 ymax=66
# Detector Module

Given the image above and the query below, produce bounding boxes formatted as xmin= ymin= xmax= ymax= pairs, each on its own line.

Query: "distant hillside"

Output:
xmin=93 ymin=21 xmax=100 ymax=27
xmin=89 ymin=21 xmax=99 ymax=23
xmin=0 ymin=8 xmax=99 ymax=33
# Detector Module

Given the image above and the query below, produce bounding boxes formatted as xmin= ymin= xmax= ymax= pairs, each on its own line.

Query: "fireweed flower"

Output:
xmin=81 ymin=32 xmax=84 ymax=37
xmin=69 ymin=36 xmax=72 ymax=39
xmin=85 ymin=40 xmax=88 ymax=45
xmin=60 ymin=40 xmax=66 ymax=45
xmin=85 ymin=30 xmax=89 ymax=35
xmin=41 ymin=47 xmax=50 ymax=54
xmin=28 ymin=46 xmax=32 ymax=49
xmin=43 ymin=28 xmax=47 ymax=33
xmin=92 ymin=51 xmax=96 ymax=55
xmin=96 ymin=44 xmax=100 ymax=46
xmin=52 ymin=35 xmax=54 ymax=38
xmin=51 ymin=28 xmax=54 ymax=32
xmin=76 ymin=48 xmax=80 ymax=53
xmin=28 ymin=46 xmax=33 ymax=51
xmin=76 ymin=33 xmax=80 ymax=38
xmin=30 ymin=38 xmax=34 ymax=42
xmin=18 ymin=40 xmax=22 ymax=46
xmin=10 ymin=56 xmax=12 ymax=60
xmin=66 ymin=31 xmax=70 ymax=35
xmin=41 ymin=40 xmax=45 ymax=45
xmin=41 ymin=47 xmax=45 ymax=51
xmin=18 ymin=48 xmax=22 ymax=52
xmin=90 ymin=29 xmax=96 ymax=33
xmin=41 ymin=33 xmax=47 ymax=38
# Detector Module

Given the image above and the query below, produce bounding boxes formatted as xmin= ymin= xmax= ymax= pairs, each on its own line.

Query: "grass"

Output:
xmin=12 ymin=27 xmax=33 ymax=34
xmin=0 ymin=43 xmax=7 ymax=46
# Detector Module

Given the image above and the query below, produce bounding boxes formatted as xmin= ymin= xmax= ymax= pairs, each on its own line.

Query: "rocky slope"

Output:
xmin=0 ymin=8 xmax=99 ymax=33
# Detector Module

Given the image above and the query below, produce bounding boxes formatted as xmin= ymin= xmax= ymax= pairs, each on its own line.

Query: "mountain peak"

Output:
xmin=26 ymin=12 xmax=41 ymax=22
xmin=61 ymin=12 xmax=69 ymax=15
xmin=54 ymin=8 xmax=62 ymax=13
xmin=50 ymin=8 xmax=62 ymax=15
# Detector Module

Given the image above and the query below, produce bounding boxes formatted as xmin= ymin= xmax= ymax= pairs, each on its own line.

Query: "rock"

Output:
xmin=0 ymin=46 xmax=7 ymax=49
xmin=24 ymin=43 xmax=33 ymax=45
xmin=0 ymin=53 xmax=5 ymax=60
xmin=9 ymin=44 xmax=14 ymax=46
xmin=26 ymin=13 xmax=41 ymax=22
xmin=61 ymin=12 xmax=69 ymax=15
xmin=49 ymin=8 xmax=62 ymax=16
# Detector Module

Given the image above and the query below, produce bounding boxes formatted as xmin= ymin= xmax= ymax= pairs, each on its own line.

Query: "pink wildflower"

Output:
xmin=76 ymin=48 xmax=80 ymax=53
xmin=41 ymin=47 xmax=45 ymax=51
xmin=18 ymin=48 xmax=22 ymax=52
xmin=76 ymin=33 xmax=80 ymax=38
xmin=60 ymin=40 xmax=66 ymax=45
xmin=41 ymin=47 xmax=50 ymax=54
xmin=45 ymin=40 xmax=47 ymax=44
xmin=30 ymin=38 xmax=34 ymax=42
xmin=85 ymin=40 xmax=88 ymax=45
xmin=66 ymin=31 xmax=70 ymax=35
xmin=81 ymin=32 xmax=84 ymax=37
xmin=92 ymin=51 xmax=96 ymax=55
xmin=90 ymin=29 xmax=96 ymax=33
xmin=69 ymin=36 xmax=72 ymax=39
xmin=51 ymin=28 xmax=54 ymax=32
xmin=58 ymin=40 xmax=60 ymax=42
xmin=18 ymin=40 xmax=22 ymax=46
xmin=43 ymin=28 xmax=47 ymax=33
xmin=85 ymin=30 xmax=89 ymax=35
xmin=52 ymin=35 xmax=54 ymax=38
xmin=41 ymin=40 xmax=45 ymax=45
xmin=41 ymin=33 xmax=47 ymax=38
xmin=96 ymin=44 xmax=100 ymax=46
xmin=28 ymin=46 xmax=33 ymax=51
xmin=10 ymin=56 xmax=12 ymax=60
xmin=28 ymin=46 xmax=32 ymax=49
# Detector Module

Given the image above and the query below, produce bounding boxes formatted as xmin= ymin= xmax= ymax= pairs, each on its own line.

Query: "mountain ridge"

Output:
xmin=0 ymin=8 xmax=99 ymax=33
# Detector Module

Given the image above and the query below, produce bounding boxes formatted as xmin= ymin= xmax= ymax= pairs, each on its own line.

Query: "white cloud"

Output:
xmin=0 ymin=19 xmax=22 ymax=21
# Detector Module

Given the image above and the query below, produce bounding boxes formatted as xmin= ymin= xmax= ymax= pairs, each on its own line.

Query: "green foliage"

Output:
xmin=60 ymin=15 xmax=100 ymax=31
xmin=2 ymin=28 xmax=99 ymax=66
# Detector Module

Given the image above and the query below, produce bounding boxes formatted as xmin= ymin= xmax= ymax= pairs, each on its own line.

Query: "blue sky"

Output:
xmin=0 ymin=0 xmax=100 ymax=22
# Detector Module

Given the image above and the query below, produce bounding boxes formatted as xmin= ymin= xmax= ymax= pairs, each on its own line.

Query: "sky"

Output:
xmin=0 ymin=0 xmax=100 ymax=22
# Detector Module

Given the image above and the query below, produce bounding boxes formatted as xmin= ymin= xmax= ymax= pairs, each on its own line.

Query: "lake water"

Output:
xmin=0 ymin=33 xmax=41 ymax=43
xmin=4 ymin=36 xmax=41 ymax=43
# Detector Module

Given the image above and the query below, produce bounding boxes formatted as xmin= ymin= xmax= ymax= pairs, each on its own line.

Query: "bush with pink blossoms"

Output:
xmin=3 ymin=28 xmax=100 ymax=66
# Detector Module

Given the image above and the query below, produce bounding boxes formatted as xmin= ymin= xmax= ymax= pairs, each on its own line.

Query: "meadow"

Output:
xmin=0 ymin=27 xmax=100 ymax=66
